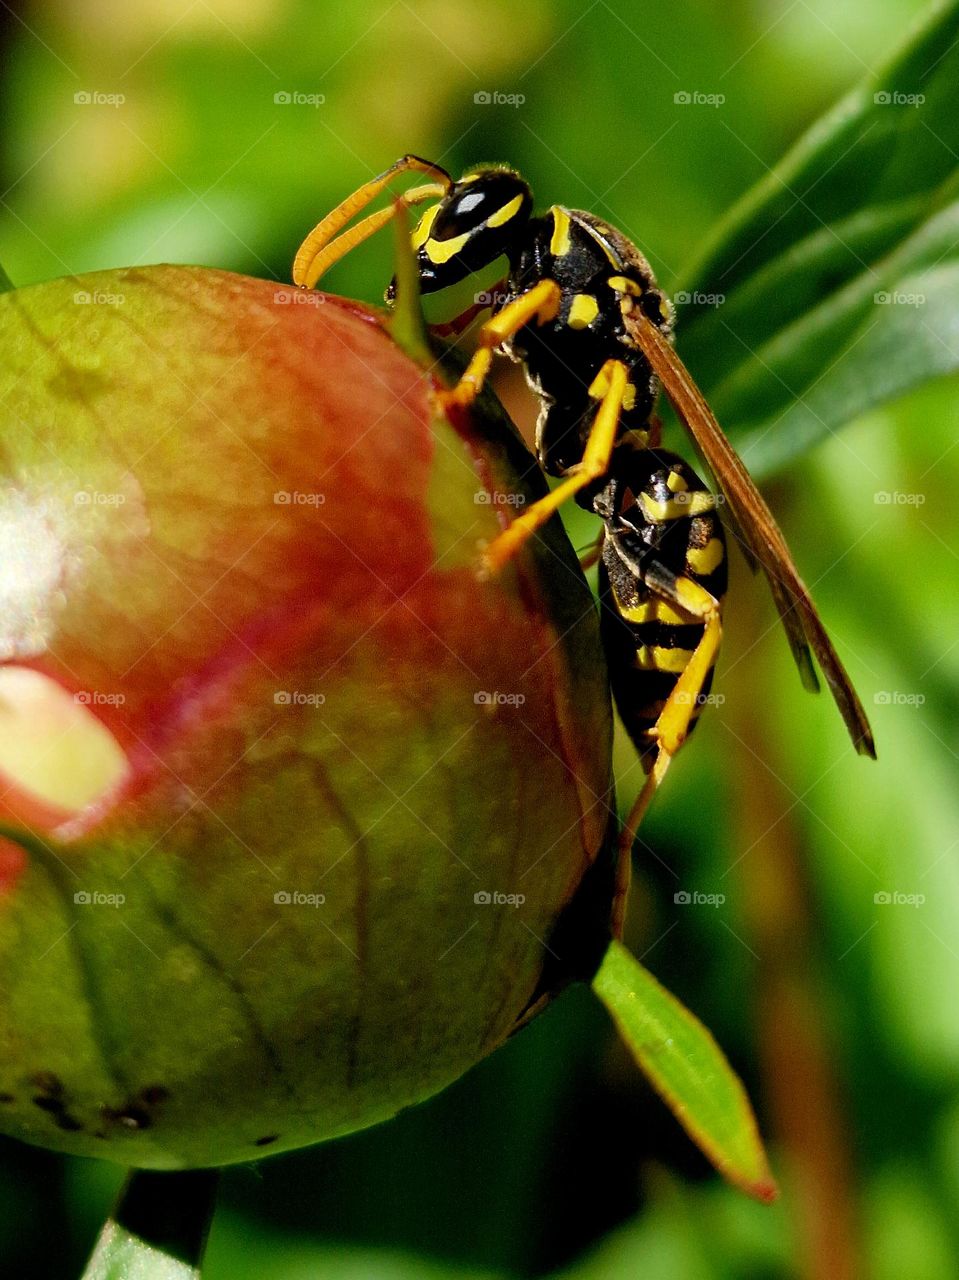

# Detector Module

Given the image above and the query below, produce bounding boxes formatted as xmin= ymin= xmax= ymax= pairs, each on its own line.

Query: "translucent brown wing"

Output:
xmin=625 ymin=306 xmax=876 ymax=758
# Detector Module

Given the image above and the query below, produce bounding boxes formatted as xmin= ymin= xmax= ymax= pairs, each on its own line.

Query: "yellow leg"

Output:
xmin=293 ymin=155 xmax=451 ymax=288
xmin=481 ymin=358 xmax=629 ymax=575
xmin=437 ymin=279 xmax=562 ymax=410
xmin=614 ymin=579 xmax=722 ymax=932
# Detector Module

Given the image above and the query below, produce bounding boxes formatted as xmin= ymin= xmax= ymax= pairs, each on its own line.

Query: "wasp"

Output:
xmin=292 ymin=156 xmax=875 ymax=911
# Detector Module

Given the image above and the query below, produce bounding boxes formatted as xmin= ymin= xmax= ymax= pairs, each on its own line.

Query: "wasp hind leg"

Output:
xmin=480 ymin=358 xmax=629 ymax=576
xmin=612 ymin=571 xmax=722 ymax=936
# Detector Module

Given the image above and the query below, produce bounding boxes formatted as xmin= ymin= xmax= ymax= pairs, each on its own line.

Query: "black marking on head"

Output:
xmin=409 ymin=166 xmax=533 ymax=294
xmin=254 ymin=1133 xmax=279 ymax=1147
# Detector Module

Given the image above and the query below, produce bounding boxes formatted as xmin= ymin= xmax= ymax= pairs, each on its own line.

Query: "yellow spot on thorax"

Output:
xmin=567 ymin=294 xmax=599 ymax=329
xmin=549 ymin=206 xmax=572 ymax=256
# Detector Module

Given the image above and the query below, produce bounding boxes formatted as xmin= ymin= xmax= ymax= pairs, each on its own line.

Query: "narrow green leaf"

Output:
xmin=671 ymin=0 xmax=959 ymax=473
xmin=592 ymin=940 xmax=777 ymax=1203
xmin=388 ymin=200 xmax=432 ymax=366
xmin=0 ymin=262 xmax=13 ymax=293
xmin=81 ymin=1169 xmax=219 ymax=1280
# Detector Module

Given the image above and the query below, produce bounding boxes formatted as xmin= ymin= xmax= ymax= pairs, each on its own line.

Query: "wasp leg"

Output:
xmin=293 ymin=155 xmax=451 ymax=289
xmin=437 ymin=279 xmax=562 ymax=411
xmin=618 ymin=574 xmax=723 ymax=868
xmin=481 ymin=358 xmax=628 ymax=575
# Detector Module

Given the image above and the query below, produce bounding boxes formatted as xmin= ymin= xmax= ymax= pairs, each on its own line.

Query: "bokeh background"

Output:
xmin=2 ymin=1 xmax=958 ymax=1276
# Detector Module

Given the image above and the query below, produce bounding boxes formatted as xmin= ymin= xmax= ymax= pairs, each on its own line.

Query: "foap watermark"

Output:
xmin=874 ymin=890 xmax=925 ymax=907
xmin=474 ymin=890 xmax=525 ymax=907
xmin=675 ymin=690 xmax=725 ymax=708
xmin=274 ymin=690 xmax=326 ymax=707
xmin=74 ymin=290 xmax=125 ymax=306
xmin=274 ymin=490 xmax=326 ymax=506
xmin=74 ymin=90 xmax=125 ymax=107
xmin=74 ymin=690 xmax=126 ymax=707
xmin=674 ymin=890 xmax=726 ymax=907
xmin=274 ymin=890 xmax=326 ymax=907
xmin=74 ymin=890 xmax=125 ymax=907
xmin=874 ymin=490 xmax=925 ymax=506
xmin=474 ymin=288 xmax=511 ymax=308
xmin=874 ymin=90 xmax=925 ymax=107
xmin=874 ymin=290 xmax=925 ymax=307
xmin=874 ymin=691 xmax=925 ymax=707
xmin=475 ymin=490 xmax=526 ymax=506
xmin=674 ymin=90 xmax=725 ymax=107
xmin=274 ymin=288 xmax=325 ymax=306
xmin=474 ymin=690 xmax=526 ymax=708
xmin=74 ymin=490 xmax=126 ymax=507
xmin=673 ymin=290 xmax=725 ymax=308
xmin=274 ymin=91 xmax=326 ymax=107
xmin=670 ymin=488 xmax=726 ymax=506
xmin=474 ymin=90 xmax=525 ymax=108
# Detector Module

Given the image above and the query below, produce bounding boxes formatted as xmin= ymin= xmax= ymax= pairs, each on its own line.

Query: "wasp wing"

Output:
xmin=625 ymin=306 xmax=875 ymax=758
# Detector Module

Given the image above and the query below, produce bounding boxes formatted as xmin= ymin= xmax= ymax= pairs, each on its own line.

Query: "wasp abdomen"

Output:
xmin=596 ymin=450 xmax=726 ymax=769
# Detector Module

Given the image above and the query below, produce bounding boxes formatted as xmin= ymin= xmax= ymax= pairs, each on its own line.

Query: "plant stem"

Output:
xmin=80 ymin=1168 xmax=220 ymax=1280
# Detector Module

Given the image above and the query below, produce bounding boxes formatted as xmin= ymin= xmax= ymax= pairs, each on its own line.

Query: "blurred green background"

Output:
xmin=2 ymin=0 xmax=958 ymax=1276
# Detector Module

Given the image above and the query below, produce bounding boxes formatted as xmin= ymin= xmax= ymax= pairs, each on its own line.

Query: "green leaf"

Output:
xmin=81 ymin=1169 xmax=218 ymax=1280
xmin=592 ymin=940 xmax=777 ymax=1204
xmin=0 ymin=262 xmax=13 ymax=294
xmin=388 ymin=201 xmax=432 ymax=366
xmin=672 ymin=0 xmax=959 ymax=476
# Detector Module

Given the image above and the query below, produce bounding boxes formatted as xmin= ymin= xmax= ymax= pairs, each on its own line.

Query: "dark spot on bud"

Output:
xmin=0 ymin=1093 xmax=14 ymax=1103
xmin=140 ymin=1084 xmax=169 ymax=1106
xmin=29 ymin=1071 xmax=64 ymax=1097
xmin=254 ymin=1134 xmax=279 ymax=1147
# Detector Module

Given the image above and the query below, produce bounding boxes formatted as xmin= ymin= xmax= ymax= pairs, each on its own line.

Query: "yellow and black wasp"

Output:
xmin=292 ymin=156 xmax=876 ymax=902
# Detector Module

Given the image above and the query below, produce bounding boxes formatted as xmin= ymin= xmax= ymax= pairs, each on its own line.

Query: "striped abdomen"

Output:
xmin=596 ymin=449 xmax=727 ymax=770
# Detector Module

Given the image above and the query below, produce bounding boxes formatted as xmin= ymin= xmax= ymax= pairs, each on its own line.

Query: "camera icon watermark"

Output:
xmin=474 ymin=490 xmax=526 ymax=506
xmin=874 ymin=690 xmax=925 ymax=707
xmin=874 ymin=290 xmax=925 ymax=307
xmin=274 ymin=288 xmax=325 ymax=306
xmin=673 ymin=290 xmax=725 ymax=307
xmin=274 ymin=890 xmax=326 ymax=906
xmin=674 ymin=90 xmax=725 ymax=107
xmin=674 ymin=890 xmax=726 ymax=907
xmin=274 ymin=490 xmax=326 ymax=506
xmin=473 ymin=90 xmax=526 ymax=107
xmin=273 ymin=91 xmax=326 ymax=107
xmin=274 ymin=690 xmax=326 ymax=707
xmin=873 ymin=90 xmax=924 ymax=106
xmin=474 ymin=690 xmax=526 ymax=707
xmin=74 ymin=690 xmax=126 ymax=707
xmin=874 ymin=890 xmax=925 ymax=906
xmin=874 ymin=490 xmax=925 ymax=505
xmin=74 ymin=890 xmax=125 ymax=907
xmin=474 ymin=890 xmax=525 ymax=907
xmin=74 ymin=90 xmax=125 ymax=107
